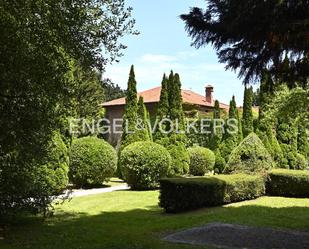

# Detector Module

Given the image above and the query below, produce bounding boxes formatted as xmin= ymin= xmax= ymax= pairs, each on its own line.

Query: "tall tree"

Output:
xmin=181 ymin=0 xmax=309 ymax=86
xmin=120 ymin=65 xmax=139 ymax=149
xmin=102 ymin=79 xmax=126 ymax=102
xmin=156 ymin=74 xmax=169 ymax=120
xmin=0 ymin=0 xmax=136 ymax=216
xmin=209 ymin=100 xmax=222 ymax=150
xmin=137 ymin=97 xmax=151 ymax=141
xmin=168 ymin=72 xmax=185 ymax=130
xmin=220 ymin=96 xmax=242 ymax=161
xmin=242 ymin=87 xmax=254 ymax=137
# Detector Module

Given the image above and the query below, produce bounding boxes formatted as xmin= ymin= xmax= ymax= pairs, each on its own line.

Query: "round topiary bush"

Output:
xmin=187 ymin=146 xmax=215 ymax=176
xmin=167 ymin=143 xmax=190 ymax=176
xmin=69 ymin=136 xmax=117 ymax=187
xmin=224 ymin=133 xmax=274 ymax=174
xmin=295 ymin=153 xmax=308 ymax=170
xmin=120 ymin=141 xmax=171 ymax=190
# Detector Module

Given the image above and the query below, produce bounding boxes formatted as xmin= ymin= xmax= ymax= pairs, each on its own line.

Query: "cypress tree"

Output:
xmin=137 ymin=96 xmax=151 ymax=141
xmin=120 ymin=65 xmax=140 ymax=149
xmin=242 ymin=86 xmax=254 ymax=137
xmin=156 ymin=74 xmax=169 ymax=120
xmin=209 ymin=100 xmax=222 ymax=150
xmin=171 ymin=73 xmax=185 ymax=129
xmin=220 ymin=96 xmax=241 ymax=161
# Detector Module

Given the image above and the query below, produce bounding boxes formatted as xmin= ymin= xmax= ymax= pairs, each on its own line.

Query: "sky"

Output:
xmin=104 ymin=0 xmax=246 ymax=105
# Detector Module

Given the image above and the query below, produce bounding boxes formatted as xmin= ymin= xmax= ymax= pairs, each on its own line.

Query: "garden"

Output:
xmin=1 ymin=0 xmax=308 ymax=249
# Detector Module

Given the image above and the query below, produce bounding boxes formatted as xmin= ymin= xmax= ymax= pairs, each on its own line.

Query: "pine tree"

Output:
xmin=242 ymin=86 xmax=254 ymax=137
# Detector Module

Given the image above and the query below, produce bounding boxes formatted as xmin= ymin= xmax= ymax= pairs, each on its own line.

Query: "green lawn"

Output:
xmin=1 ymin=191 xmax=309 ymax=249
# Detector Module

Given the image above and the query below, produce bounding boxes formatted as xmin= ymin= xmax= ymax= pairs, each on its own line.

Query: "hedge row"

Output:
xmin=159 ymin=174 xmax=265 ymax=213
xmin=266 ymin=169 xmax=309 ymax=197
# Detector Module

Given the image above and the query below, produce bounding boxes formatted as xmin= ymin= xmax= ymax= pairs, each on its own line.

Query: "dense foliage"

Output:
xmin=159 ymin=174 xmax=265 ymax=213
xmin=267 ymin=169 xmax=309 ymax=198
xmin=120 ymin=142 xmax=171 ymax=190
xmin=257 ymin=86 xmax=308 ymax=169
xmin=0 ymin=0 xmax=135 ymax=216
xmin=166 ymin=143 xmax=190 ymax=176
xmin=181 ymin=0 xmax=309 ymax=85
xmin=187 ymin=146 xmax=215 ymax=176
xmin=0 ymin=132 xmax=69 ymax=216
xmin=69 ymin=137 xmax=117 ymax=188
xmin=225 ymin=133 xmax=274 ymax=174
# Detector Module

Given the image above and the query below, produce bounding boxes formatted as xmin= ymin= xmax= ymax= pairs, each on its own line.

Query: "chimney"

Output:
xmin=205 ymin=84 xmax=214 ymax=103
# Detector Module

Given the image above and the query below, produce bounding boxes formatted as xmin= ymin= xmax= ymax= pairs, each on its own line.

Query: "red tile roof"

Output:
xmin=101 ymin=86 xmax=229 ymax=110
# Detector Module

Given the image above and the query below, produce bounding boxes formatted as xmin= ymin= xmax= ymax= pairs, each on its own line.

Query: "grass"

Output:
xmin=1 ymin=191 xmax=309 ymax=249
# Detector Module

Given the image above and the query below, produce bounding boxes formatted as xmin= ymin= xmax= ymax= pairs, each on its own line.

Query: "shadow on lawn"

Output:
xmin=2 ymin=203 xmax=309 ymax=249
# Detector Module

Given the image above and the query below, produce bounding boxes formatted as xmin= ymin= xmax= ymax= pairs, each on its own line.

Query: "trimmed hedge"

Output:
xmin=69 ymin=136 xmax=117 ymax=187
xmin=159 ymin=174 xmax=265 ymax=213
xmin=120 ymin=141 xmax=171 ymax=190
xmin=266 ymin=169 xmax=309 ymax=197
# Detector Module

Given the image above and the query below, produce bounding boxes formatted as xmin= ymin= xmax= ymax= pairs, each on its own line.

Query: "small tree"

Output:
xmin=242 ymin=86 xmax=254 ymax=137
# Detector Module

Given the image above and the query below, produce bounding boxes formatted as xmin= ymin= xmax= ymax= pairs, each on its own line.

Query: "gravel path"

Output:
xmin=60 ymin=184 xmax=130 ymax=198
xmin=163 ymin=223 xmax=309 ymax=249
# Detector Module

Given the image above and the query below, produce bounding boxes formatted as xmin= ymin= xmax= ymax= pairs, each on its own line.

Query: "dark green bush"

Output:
xmin=159 ymin=174 xmax=265 ymax=213
xmin=187 ymin=146 xmax=215 ymax=175
xmin=224 ymin=133 xmax=274 ymax=174
xmin=69 ymin=136 xmax=117 ymax=187
xmin=167 ymin=143 xmax=190 ymax=176
xmin=0 ymin=132 xmax=69 ymax=217
xmin=266 ymin=169 xmax=309 ymax=197
xmin=120 ymin=141 xmax=171 ymax=190
xmin=34 ymin=132 xmax=69 ymax=195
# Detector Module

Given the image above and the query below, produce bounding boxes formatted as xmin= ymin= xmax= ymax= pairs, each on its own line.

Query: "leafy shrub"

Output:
xmin=266 ymin=169 xmax=309 ymax=197
xmin=214 ymin=150 xmax=226 ymax=174
xmin=295 ymin=153 xmax=308 ymax=170
xmin=187 ymin=146 xmax=215 ymax=175
xmin=167 ymin=143 xmax=190 ymax=176
xmin=224 ymin=133 xmax=274 ymax=174
xmin=120 ymin=141 xmax=171 ymax=190
xmin=159 ymin=174 xmax=265 ymax=213
xmin=0 ymin=132 xmax=69 ymax=217
xmin=69 ymin=136 xmax=117 ymax=187
xmin=34 ymin=132 xmax=69 ymax=195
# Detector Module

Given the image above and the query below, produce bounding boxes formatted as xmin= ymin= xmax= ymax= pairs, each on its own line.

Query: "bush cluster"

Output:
xmin=225 ymin=133 xmax=274 ymax=174
xmin=159 ymin=174 xmax=265 ymax=213
xmin=187 ymin=146 xmax=215 ymax=176
xmin=69 ymin=136 xmax=117 ymax=187
xmin=266 ymin=169 xmax=309 ymax=197
xmin=120 ymin=141 xmax=171 ymax=190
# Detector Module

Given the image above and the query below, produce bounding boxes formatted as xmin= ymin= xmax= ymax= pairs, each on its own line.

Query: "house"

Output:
xmin=101 ymin=85 xmax=229 ymax=145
